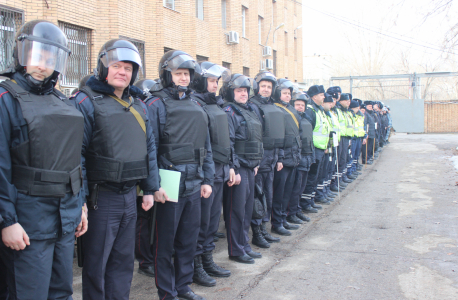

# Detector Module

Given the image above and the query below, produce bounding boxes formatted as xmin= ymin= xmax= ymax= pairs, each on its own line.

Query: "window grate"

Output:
xmin=0 ymin=6 xmax=24 ymax=71
xmin=59 ymin=22 xmax=92 ymax=88
xmin=121 ymin=37 xmax=146 ymax=80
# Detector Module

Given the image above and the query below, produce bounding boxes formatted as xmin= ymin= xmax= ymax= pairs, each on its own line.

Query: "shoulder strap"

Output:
xmin=274 ymin=103 xmax=299 ymax=128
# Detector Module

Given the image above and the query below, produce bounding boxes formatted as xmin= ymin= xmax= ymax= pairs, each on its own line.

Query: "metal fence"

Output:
xmin=59 ymin=21 xmax=92 ymax=88
xmin=0 ymin=5 xmax=24 ymax=71
xmin=425 ymin=100 xmax=458 ymax=133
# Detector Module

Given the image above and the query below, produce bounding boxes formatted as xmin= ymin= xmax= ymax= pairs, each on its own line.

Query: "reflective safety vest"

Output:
xmin=307 ymin=104 xmax=330 ymax=150
xmin=355 ymin=114 xmax=365 ymax=137
xmin=345 ymin=111 xmax=355 ymax=137
xmin=335 ymin=108 xmax=347 ymax=137
xmin=329 ymin=110 xmax=340 ymax=141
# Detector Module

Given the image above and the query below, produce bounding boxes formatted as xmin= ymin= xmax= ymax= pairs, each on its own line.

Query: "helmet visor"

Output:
xmin=17 ymin=40 xmax=70 ymax=75
xmin=278 ymin=80 xmax=295 ymax=91
xmin=203 ymin=65 xmax=231 ymax=82
xmin=100 ymin=47 xmax=142 ymax=68
xmin=231 ymin=75 xmax=255 ymax=89
xmin=255 ymin=72 xmax=276 ymax=83
xmin=163 ymin=54 xmax=198 ymax=72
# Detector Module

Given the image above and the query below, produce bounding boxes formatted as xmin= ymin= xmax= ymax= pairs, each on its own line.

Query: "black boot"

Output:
xmin=296 ymin=211 xmax=311 ymax=222
xmin=201 ymin=251 xmax=231 ymax=278
xmin=251 ymin=224 xmax=271 ymax=248
xmin=302 ymin=205 xmax=318 ymax=213
xmin=261 ymin=222 xmax=280 ymax=243
xmin=192 ymin=255 xmax=216 ymax=287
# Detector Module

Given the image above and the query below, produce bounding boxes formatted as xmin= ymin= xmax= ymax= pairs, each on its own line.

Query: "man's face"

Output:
xmin=341 ymin=99 xmax=350 ymax=109
xmin=361 ymin=108 xmax=366 ymax=114
xmin=366 ymin=105 xmax=373 ymax=111
xmin=336 ymin=93 xmax=341 ymax=101
xmin=312 ymin=93 xmax=325 ymax=106
xmin=26 ymin=49 xmax=55 ymax=81
xmin=280 ymin=88 xmax=291 ymax=103
xmin=207 ymin=77 xmax=219 ymax=93
xmin=294 ymin=100 xmax=306 ymax=112
xmin=234 ymin=87 xmax=248 ymax=104
xmin=107 ymin=61 xmax=133 ymax=91
xmin=351 ymin=107 xmax=359 ymax=114
xmin=258 ymin=80 xmax=273 ymax=97
xmin=171 ymin=68 xmax=190 ymax=87
xmin=374 ymin=104 xmax=380 ymax=111
xmin=322 ymin=102 xmax=332 ymax=111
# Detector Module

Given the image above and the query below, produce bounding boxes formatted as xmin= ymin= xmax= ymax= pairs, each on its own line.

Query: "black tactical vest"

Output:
xmin=1 ymin=80 xmax=84 ymax=197
xmin=81 ymin=87 xmax=148 ymax=183
xmin=250 ymin=99 xmax=285 ymax=150
xmin=299 ymin=115 xmax=313 ymax=155
xmin=276 ymin=104 xmax=301 ymax=149
xmin=224 ymin=102 xmax=263 ymax=160
xmin=193 ymin=97 xmax=231 ymax=165
xmin=152 ymin=91 xmax=208 ymax=166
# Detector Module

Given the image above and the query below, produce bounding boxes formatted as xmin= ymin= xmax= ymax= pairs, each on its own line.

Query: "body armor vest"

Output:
xmin=193 ymin=97 xmax=231 ymax=165
xmin=224 ymin=102 xmax=263 ymax=160
xmin=275 ymin=104 xmax=301 ymax=149
xmin=152 ymin=91 xmax=208 ymax=166
xmin=1 ymin=80 xmax=84 ymax=197
xmin=250 ymin=99 xmax=285 ymax=150
xmin=299 ymin=115 xmax=313 ymax=155
xmin=81 ymin=87 xmax=148 ymax=183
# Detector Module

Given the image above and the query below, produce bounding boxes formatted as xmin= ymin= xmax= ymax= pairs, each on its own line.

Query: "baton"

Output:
xmin=149 ymin=203 xmax=158 ymax=246
xmin=332 ymin=133 xmax=341 ymax=203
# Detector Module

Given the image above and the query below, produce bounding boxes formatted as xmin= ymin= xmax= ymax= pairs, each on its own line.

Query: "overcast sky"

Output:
xmin=301 ymin=0 xmax=457 ymax=73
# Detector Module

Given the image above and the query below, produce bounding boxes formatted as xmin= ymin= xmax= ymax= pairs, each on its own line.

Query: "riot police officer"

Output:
xmin=362 ymin=101 xmax=376 ymax=164
xmin=335 ymin=93 xmax=354 ymax=184
xmin=132 ymin=78 xmax=163 ymax=279
xmin=146 ymin=50 xmax=214 ymax=300
xmin=190 ymin=62 xmax=232 ymax=287
xmin=288 ymin=93 xmax=315 ymax=220
xmin=222 ymin=74 xmax=263 ymax=264
xmin=0 ymin=20 xmax=87 ymax=299
xmin=302 ymin=85 xmax=330 ymax=211
xmin=71 ymin=39 xmax=161 ymax=300
xmin=248 ymin=71 xmax=285 ymax=247
xmin=271 ymin=79 xmax=302 ymax=235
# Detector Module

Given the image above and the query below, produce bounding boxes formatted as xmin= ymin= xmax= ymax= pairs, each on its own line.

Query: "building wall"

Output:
xmin=1 ymin=0 xmax=303 ymax=87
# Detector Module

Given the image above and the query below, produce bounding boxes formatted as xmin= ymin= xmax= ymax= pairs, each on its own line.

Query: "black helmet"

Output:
xmin=221 ymin=74 xmax=255 ymax=102
xmin=10 ymin=20 xmax=71 ymax=86
xmin=292 ymin=92 xmax=311 ymax=107
xmin=158 ymin=50 xmax=199 ymax=90
xmin=253 ymin=71 xmax=277 ymax=95
xmin=95 ymin=39 xmax=142 ymax=86
xmin=134 ymin=79 xmax=163 ymax=97
xmin=192 ymin=61 xmax=231 ymax=93
xmin=78 ymin=74 xmax=93 ymax=90
xmin=273 ymin=78 xmax=295 ymax=102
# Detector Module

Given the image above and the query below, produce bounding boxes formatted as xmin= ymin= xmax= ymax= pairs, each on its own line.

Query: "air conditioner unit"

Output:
xmin=265 ymin=59 xmax=273 ymax=70
xmin=262 ymin=46 xmax=272 ymax=57
xmin=260 ymin=60 xmax=266 ymax=71
xmin=227 ymin=31 xmax=240 ymax=44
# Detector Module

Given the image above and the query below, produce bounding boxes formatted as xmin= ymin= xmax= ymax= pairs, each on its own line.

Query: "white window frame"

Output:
xmin=221 ymin=0 xmax=227 ymax=29
xmin=163 ymin=0 xmax=175 ymax=10
xmin=258 ymin=16 xmax=262 ymax=45
xmin=242 ymin=6 xmax=247 ymax=38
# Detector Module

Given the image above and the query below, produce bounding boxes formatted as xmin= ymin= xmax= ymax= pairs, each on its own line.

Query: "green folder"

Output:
xmin=159 ymin=169 xmax=181 ymax=202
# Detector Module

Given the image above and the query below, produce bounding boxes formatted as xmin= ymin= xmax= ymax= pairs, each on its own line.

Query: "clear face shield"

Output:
xmin=162 ymin=54 xmax=199 ymax=73
xmin=202 ymin=64 xmax=231 ymax=82
xmin=17 ymin=39 xmax=70 ymax=75
xmin=99 ymin=47 xmax=143 ymax=70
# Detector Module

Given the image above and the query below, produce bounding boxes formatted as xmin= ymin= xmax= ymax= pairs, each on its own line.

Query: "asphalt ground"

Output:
xmin=72 ymin=133 xmax=458 ymax=300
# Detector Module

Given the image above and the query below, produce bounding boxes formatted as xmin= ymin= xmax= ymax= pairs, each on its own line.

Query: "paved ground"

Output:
xmin=72 ymin=133 xmax=458 ymax=300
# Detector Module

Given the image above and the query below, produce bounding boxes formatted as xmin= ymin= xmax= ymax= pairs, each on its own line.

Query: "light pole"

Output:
xmin=272 ymin=23 xmax=285 ymax=44
xmin=294 ymin=25 xmax=302 ymax=39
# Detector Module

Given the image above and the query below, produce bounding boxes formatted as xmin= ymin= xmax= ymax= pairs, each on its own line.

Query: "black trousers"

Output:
xmin=0 ymin=255 xmax=7 ymax=300
xmin=153 ymin=190 xmax=201 ymax=300
xmin=338 ymin=137 xmax=350 ymax=177
xmin=303 ymin=148 xmax=325 ymax=205
xmin=361 ymin=138 xmax=374 ymax=163
xmin=0 ymin=229 xmax=74 ymax=300
xmin=82 ymin=188 xmax=137 ymax=300
xmin=223 ymin=167 xmax=255 ymax=257
xmin=135 ymin=198 xmax=154 ymax=269
xmin=197 ymin=176 xmax=224 ymax=255
xmin=272 ymin=166 xmax=296 ymax=227
xmin=288 ymin=169 xmax=309 ymax=215
xmin=316 ymin=153 xmax=329 ymax=198
xmin=251 ymin=171 xmax=274 ymax=225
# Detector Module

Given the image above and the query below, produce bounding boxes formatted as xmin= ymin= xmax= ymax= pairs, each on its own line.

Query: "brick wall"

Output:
xmin=425 ymin=102 xmax=458 ymax=133
xmin=1 ymin=0 xmax=303 ymax=87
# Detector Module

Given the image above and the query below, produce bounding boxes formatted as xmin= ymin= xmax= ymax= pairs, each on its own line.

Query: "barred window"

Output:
xmin=0 ymin=6 xmax=24 ymax=71
xmin=59 ymin=22 xmax=92 ymax=88
xmin=120 ymin=37 xmax=146 ymax=80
